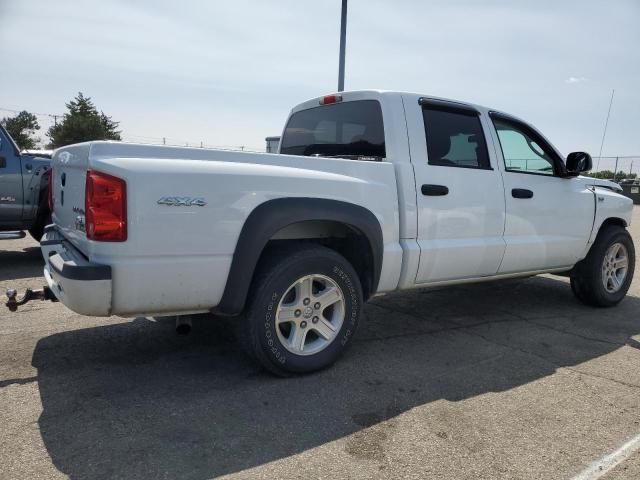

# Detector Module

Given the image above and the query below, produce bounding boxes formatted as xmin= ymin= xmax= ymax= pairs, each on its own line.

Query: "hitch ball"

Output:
xmin=6 ymin=289 xmax=18 ymax=312
xmin=5 ymin=287 xmax=58 ymax=312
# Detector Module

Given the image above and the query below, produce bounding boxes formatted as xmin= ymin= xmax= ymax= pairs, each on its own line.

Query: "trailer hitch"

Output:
xmin=5 ymin=287 xmax=58 ymax=312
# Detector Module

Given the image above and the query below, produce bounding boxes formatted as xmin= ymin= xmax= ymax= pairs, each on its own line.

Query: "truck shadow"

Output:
xmin=32 ymin=276 xmax=640 ymax=479
xmin=0 ymin=246 xmax=43 ymax=281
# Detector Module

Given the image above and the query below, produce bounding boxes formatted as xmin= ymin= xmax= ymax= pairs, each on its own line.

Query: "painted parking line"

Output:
xmin=570 ymin=433 xmax=640 ymax=480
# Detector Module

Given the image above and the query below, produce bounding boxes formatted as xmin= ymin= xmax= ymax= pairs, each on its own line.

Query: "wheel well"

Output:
xmin=33 ymin=169 xmax=51 ymax=217
xmin=264 ymin=220 xmax=376 ymax=300
xmin=570 ymin=216 xmax=629 ymax=275
xmin=216 ymin=197 xmax=383 ymax=316
xmin=599 ymin=217 xmax=627 ymax=233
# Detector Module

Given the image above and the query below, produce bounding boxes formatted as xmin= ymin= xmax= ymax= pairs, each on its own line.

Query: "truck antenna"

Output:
xmin=596 ymin=89 xmax=615 ymax=171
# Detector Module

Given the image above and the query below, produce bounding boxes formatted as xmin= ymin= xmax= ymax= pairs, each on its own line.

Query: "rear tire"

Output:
xmin=570 ymin=226 xmax=635 ymax=307
xmin=241 ymin=244 xmax=363 ymax=376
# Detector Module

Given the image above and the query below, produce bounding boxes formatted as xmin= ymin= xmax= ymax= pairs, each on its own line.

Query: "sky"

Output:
xmin=1 ymin=0 xmax=639 ymax=169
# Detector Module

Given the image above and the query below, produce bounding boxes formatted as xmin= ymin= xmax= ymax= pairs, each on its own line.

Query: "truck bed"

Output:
xmin=48 ymin=142 xmax=402 ymax=316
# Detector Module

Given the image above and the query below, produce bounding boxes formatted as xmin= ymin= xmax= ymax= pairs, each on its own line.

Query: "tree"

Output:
xmin=585 ymin=170 xmax=615 ymax=179
xmin=585 ymin=170 xmax=638 ymax=181
xmin=47 ymin=92 xmax=121 ymax=148
xmin=0 ymin=111 xmax=40 ymax=150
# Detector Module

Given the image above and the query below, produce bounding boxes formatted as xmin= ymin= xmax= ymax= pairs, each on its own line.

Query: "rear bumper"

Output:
xmin=41 ymin=226 xmax=113 ymax=316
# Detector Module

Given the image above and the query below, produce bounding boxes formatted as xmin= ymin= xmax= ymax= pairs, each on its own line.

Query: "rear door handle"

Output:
xmin=422 ymin=184 xmax=449 ymax=196
xmin=512 ymin=188 xmax=533 ymax=199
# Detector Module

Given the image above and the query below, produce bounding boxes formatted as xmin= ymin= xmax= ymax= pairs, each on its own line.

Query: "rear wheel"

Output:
xmin=570 ymin=226 xmax=635 ymax=307
xmin=241 ymin=244 xmax=363 ymax=376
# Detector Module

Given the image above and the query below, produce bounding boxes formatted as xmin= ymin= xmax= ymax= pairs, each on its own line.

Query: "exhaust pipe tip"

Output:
xmin=175 ymin=316 xmax=192 ymax=335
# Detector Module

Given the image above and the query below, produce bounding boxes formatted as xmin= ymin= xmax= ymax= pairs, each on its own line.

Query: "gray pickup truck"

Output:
xmin=0 ymin=125 xmax=51 ymax=241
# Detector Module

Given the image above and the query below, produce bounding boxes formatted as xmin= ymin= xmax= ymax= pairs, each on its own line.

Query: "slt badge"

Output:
xmin=157 ymin=196 xmax=207 ymax=207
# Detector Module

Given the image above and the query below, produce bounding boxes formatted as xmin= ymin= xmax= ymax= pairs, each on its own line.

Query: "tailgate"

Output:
xmin=50 ymin=143 xmax=91 ymax=254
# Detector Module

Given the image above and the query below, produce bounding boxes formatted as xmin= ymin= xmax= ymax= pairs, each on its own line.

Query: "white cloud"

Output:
xmin=565 ymin=76 xmax=588 ymax=84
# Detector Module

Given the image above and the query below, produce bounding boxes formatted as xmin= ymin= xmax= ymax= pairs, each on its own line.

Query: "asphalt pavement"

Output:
xmin=1 ymin=208 xmax=639 ymax=479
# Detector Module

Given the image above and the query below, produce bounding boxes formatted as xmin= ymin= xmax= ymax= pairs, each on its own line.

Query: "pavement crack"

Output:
xmin=369 ymin=302 xmax=640 ymax=393
xmin=447 ymin=322 xmax=563 ymax=370
xmin=561 ymin=367 xmax=640 ymax=390
xmin=0 ymin=376 xmax=38 ymax=388
xmin=366 ymin=303 xmax=516 ymax=337
xmin=513 ymin=314 xmax=626 ymax=347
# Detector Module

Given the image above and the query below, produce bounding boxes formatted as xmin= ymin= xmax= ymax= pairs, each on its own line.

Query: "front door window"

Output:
xmin=492 ymin=117 xmax=558 ymax=175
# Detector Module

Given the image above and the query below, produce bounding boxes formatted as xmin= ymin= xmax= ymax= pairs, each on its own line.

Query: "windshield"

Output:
xmin=280 ymin=100 xmax=386 ymax=159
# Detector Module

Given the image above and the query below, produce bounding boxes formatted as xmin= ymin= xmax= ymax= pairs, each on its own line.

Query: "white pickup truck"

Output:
xmin=33 ymin=90 xmax=635 ymax=375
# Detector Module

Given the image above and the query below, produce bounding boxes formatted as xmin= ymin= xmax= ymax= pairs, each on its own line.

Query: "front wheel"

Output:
xmin=570 ymin=226 xmax=635 ymax=307
xmin=28 ymin=222 xmax=46 ymax=242
xmin=241 ymin=245 xmax=363 ymax=376
xmin=28 ymin=212 xmax=51 ymax=242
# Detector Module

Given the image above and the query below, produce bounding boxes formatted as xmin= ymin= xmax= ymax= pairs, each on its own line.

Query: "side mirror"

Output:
xmin=566 ymin=152 xmax=592 ymax=175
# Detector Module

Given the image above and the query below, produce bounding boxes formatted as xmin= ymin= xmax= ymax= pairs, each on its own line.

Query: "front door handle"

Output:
xmin=422 ymin=184 xmax=449 ymax=196
xmin=512 ymin=188 xmax=533 ymax=199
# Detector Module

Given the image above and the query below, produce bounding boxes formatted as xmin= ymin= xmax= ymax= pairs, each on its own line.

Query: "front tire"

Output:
xmin=28 ymin=212 xmax=51 ymax=242
xmin=242 ymin=244 xmax=363 ymax=376
xmin=570 ymin=226 xmax=635 ymax=307
xmin=28 ymin=223 xmax=45 ymax=242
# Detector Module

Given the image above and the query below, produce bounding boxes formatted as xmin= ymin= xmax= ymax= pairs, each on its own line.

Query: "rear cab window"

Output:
xmin=280 ymin=100 xmax=386 ymax=160
xmin=421 ymin=100 xmax=491 ymax=170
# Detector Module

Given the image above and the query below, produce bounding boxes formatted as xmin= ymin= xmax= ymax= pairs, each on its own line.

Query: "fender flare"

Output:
xmin=36 ymin=167 xmax=51 ymax=211
xmin=217 ymin=197 xmax=383 ymax=315
xmin=28 ymin=165 xmax=51 ymax=217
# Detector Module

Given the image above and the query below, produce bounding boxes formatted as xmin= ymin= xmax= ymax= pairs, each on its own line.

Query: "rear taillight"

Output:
xmin=47 ymin=168 xmax=53 ymax=212
xmin=85 ymin=170 xmax=127 ymax=242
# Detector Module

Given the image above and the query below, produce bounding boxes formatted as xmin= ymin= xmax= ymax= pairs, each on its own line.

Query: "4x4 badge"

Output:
xmin=157 ymin=196 xmax=207 ymax=207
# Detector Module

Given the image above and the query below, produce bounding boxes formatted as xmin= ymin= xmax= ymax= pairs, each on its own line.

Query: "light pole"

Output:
xmin=337 ymin=0 xmax=347 ymax=92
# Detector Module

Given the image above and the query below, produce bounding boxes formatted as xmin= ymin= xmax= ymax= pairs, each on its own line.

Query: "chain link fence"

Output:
xmin=119 ymin=134 xmax=263 ymax=152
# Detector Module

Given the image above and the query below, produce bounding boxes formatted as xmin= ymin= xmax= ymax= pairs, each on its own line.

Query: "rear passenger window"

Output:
xmin=422 ymin=105 xmax=490 ymax=169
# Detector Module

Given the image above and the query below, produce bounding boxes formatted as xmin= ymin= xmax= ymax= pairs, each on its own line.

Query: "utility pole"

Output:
xmin=614 ymin=156 xmax=619 ymax=182
xmin=337 ymin=0 xmax=347 ymax=92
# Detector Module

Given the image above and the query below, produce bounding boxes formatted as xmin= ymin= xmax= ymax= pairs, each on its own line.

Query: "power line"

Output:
xmin=1 ymin=106 xmax=260 ymax=151
xmin=0 ymin=106 xmax=62 ymax=117
xmin=0 ymin=107 xmax=61 ymax=128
